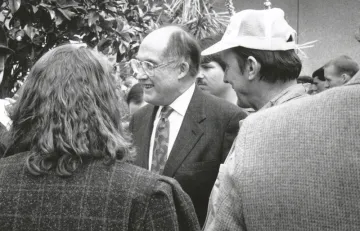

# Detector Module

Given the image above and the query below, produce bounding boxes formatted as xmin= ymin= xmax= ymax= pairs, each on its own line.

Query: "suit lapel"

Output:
xmin=134 ymin=105 xmax=158 ymax=170
xmin=163 ymin=87 xmax=206 ymax=177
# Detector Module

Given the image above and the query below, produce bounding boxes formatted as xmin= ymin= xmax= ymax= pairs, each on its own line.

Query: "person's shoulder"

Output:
xmin=132 ymin=103 xmax=154 ymax=117
xmin=0 ymin=151 xmax=28 ymax=166
xmin=112 ymin=162 xmax=179 ymax=194
xmin=243 ymin=83 xmax=360 ymax=130
xmin=201 ymin=91 xmax=247 ymax=117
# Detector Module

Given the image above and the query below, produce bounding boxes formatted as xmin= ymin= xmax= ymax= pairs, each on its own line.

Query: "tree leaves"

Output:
xmin=57 ymin=8 xmax=75 ymax=20
xmin=24 ymin=25 xmax=36 ymax=40
xmin=8 ymin=0 xmax=21 ymax=14
xmin=0 ymin=0 xmax=162 ymax=97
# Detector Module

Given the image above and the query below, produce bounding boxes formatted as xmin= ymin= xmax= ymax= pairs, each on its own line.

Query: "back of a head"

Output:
xmin=325 ymin=55 xmax=359 ymax=78
xmin=7 ymin=44 xmax=134 ymax=176
xmin=162 ymin=26 xmax=201 ymax=77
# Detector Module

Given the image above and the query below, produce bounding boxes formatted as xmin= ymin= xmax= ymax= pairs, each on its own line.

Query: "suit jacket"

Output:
xmin=204 ymin=71 xmax=360 ymax=230
xmin=0 ymin=152 xmax=200 ymax=231
xmin=129 ymin=87 xmax=247 ymax=226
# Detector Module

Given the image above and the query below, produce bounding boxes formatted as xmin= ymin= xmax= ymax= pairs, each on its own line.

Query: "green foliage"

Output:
xmin=159 ymin=0 xmax=229 ymax=39
xmin=0 ymin=0 xmax=230 ymax=98
xmin=0 ymin=0 xmax=160 ymax=97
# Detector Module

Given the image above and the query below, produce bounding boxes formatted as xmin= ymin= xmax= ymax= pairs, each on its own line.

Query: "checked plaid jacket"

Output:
xmin=0 ymin=152 xmax=200 ymax=231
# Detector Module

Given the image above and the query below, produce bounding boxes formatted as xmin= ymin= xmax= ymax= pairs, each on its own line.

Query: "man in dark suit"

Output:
xmin=129 ymin=26 xmax=247 ymax=226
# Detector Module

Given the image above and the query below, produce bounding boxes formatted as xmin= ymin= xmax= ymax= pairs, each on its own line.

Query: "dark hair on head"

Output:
xmin=162 ymin=25 xmax=201 ymax=77
xmin=199 ymin=35 xmax=227 ymax=71
xmin=324 ymin=55 xmax=359 ymax=77
xmin=297 ymin=75 xmax=313 ymax=84
xmin=230 ymin=47 xmax=302 ymax=83
xmin=312 ymin=67 xmax=325 ymax=81
xmin=6 ymin=44 xmax=135 ymax=176
xmin=126 ymin=83 xmax=144 ymax=105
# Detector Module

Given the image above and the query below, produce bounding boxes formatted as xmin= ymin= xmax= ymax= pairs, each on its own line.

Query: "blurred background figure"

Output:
xmin=323 ymin=55 xmax=359 ymax=89
xmin=197 ymin=36 xmax=237 ymax=105
xmin=0 ymin=44 xmax=200 ymax=231
xmin=310 ymin=67 xmax=326 ymax=94
xmin=126 ymin=83 xmax=147 ymax=115
xmin=296 ymin=75 xmax=313 ymax=93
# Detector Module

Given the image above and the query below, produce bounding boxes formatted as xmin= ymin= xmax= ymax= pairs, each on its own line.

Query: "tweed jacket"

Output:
xmin=0 ymin=152 xmax=200 ymax=231
xmin=129 ymin=86 xmax=247 ymax=226
xmin=204 ymin=71 xmax=360 ymax=230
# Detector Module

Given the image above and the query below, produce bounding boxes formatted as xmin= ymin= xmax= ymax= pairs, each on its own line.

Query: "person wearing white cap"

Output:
xmin=202 ymin=8 xmax=309 ymax=111
xmin=202 ymin=8 xmax=318 ymax=231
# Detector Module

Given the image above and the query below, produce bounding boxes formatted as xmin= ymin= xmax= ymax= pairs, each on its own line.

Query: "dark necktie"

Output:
xmin=151 ymin=106 xmax=174 ymax=174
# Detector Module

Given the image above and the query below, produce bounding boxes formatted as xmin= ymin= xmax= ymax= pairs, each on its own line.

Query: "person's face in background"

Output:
xmin=196 ymin=61 xmax=232 ymax=97
xmin=324 ymin=64 xmax=348 ymax=89
xmin=310 ymin=76 xmax=326 ymax=94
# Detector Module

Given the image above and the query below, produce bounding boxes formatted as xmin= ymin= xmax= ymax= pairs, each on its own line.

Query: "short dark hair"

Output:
xmin=312 ymin=67 xmax=325 ymax=81
xmin=162 ymin=26 xmax=201 ymax=77
xmin=199 ymin=35 xmax=226 ymax=71
xmin=230 ymin=47 xmax=302 ymax=83
xmin=126 ymin=83 xmax=144 ymax=105
xmin=297 ymin=75 xmax=313 ymax=84
xmin=324 ymin=55 xmax=359 ymax=77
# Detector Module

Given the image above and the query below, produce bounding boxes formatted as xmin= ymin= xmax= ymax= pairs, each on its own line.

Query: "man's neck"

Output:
xmin=217 ymin=88 xmax=238 ymax=105
xmin=250 ymin=79 xmax=297 ymax=111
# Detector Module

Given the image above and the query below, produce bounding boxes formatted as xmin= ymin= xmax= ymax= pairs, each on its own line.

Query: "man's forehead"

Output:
xmin=324 ymin=64 xmax=337 ymax=74
xmin=137 ymin=27 xmax=182 ymax=61
xmin=137 ymin=30 xmax=172 ymax=58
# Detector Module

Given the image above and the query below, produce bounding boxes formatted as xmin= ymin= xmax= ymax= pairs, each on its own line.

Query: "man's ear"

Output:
xmin=342 ymin=73 xmax=351 ymax=83
xmin=247 ymin=56 xmax=260 ymax=81
xmin=178 ymin=62 xmax=190 ymax=79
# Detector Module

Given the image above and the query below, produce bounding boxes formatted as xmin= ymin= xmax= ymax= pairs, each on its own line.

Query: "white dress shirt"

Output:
xmin=148 ymin=83 xmax=196 ymax=171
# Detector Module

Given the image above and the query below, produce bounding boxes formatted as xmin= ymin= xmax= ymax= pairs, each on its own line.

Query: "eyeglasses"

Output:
xmin=129 ymin=59 xmax=177 ymax=77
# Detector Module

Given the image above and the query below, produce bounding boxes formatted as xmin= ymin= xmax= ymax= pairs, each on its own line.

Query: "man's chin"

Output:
xmin=198 ymin=85 xmax=210 ymax=92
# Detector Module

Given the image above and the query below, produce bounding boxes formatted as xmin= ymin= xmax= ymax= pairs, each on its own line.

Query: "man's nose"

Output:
xmin=196 ymin=71 xmax=204 ymax=79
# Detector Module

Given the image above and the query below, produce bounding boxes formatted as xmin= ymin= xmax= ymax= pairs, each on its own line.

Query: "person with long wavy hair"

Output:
xmin=0 ymin=44 xmax=200 ymax=231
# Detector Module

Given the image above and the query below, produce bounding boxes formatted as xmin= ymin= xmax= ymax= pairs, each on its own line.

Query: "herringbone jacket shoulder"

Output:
xmin=0 ymin=152 xmax=200 ymax=231
xmin=204 ymin=72 xmax=360 ymax=230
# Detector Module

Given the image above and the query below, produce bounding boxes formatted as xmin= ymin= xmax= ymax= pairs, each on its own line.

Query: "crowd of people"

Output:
xmin=0 ymin=7 xmax=359 ymax=231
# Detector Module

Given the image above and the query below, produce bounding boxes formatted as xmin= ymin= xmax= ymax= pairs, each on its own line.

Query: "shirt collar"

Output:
xmin=260 ymin=83 xmax=308 ymax=110
xmin=159 ymin=83 xmax=196 ymax=117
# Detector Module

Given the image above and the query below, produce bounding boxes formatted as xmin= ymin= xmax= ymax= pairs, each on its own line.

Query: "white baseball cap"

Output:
xmin=202 ymin=8 xmax=299 ymax=55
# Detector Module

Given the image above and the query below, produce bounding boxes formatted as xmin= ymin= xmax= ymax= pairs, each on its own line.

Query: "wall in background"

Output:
xmin=212 ymin=0 xmax=360 ymax=75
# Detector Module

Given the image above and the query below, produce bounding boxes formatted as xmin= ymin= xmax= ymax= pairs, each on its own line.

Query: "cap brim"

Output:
xmin=201 ymin=40 xmax=236 ymax=56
